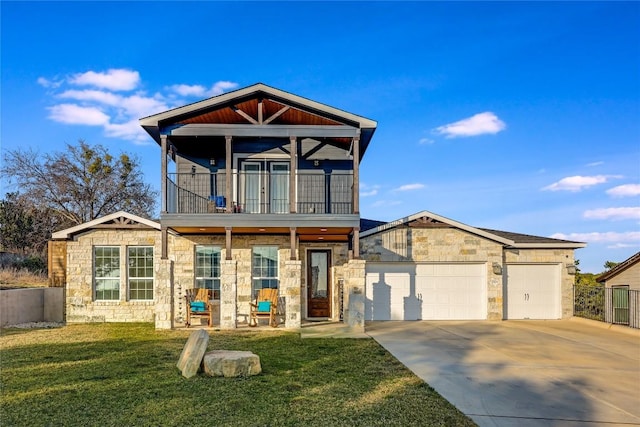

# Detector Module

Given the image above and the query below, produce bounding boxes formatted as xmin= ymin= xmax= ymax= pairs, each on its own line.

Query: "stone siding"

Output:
xmin=361 ymin=227 xmax=575 ymax=320
xmin=63 ymin=228 xmax=351 ymax=328
xmin=65 ymin=229 xmax=161 ymax=323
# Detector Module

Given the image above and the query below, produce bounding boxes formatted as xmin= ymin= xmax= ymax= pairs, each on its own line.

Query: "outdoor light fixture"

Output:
xmin=492 ymin=262 xmax=503 ymax=275
xmin=209 ymin=158 xmax=216 ymax=166
xmin=191 ymin=165 xmax=196 ymax=176
xmin=566 ymin=264 xmax=576 ymax=275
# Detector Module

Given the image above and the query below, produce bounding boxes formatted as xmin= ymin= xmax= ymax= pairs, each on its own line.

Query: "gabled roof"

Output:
xmin=51 ymin=211 xmax=160 ymax=240
xmin=139 ymin=83 xmax=377 ymax=155
xmin=360 ymin=210 xmax=586 ymax=249
xmin=596 ymin=251 xmax=640 ymax=283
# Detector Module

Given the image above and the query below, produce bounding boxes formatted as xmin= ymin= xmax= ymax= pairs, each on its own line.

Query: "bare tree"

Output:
xmin=2 ymin=140 xmax=157 ymax=226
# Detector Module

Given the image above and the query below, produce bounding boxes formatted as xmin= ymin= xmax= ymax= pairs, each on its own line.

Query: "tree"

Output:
xmin=2 ymin=140 xmax=157 ymax=226
xmin=0 ymin=192 xmax=33 ymax=254
xmin=603 ymin=261 xmax=619 ymax=271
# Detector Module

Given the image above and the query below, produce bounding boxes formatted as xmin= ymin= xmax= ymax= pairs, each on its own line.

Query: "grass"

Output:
xmin=0 ymin=267 xmax=48 ymax=289
xmin=0 ymin=324 xmax=476 ymax=427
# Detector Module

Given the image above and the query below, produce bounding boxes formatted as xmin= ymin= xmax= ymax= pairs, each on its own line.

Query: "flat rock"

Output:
xmin=202 ymin=350 xmax=262 ymax=377
xmin=177 ymin=329 xmax=210 ymax=378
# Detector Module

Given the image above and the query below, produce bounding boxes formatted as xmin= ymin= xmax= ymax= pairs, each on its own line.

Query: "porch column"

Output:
xmin=225 ymin=135 xmax=233 ymax=213
xmin=154 ymin=259 xmax=173 ymax=329
xmin=352 ymin=135 xmax=360 ymax=214
xmin=343 ymin=259 xmax=366 ymax=333
xmin=289 ymin=136 xmax=297 ymax=213
xmin=282 ymin=260 xmax=302 ymax=329
xmin=160 ymin=134 xmax=168 ymax=214
xmin=225 ymin=227 xmax=232 ymax=260
xmin=220 ymin=259 xmax=238 ymax=329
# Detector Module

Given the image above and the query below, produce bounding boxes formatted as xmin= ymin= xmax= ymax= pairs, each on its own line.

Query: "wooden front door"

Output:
xmin=307 ymin=250 xmax=331 ymax=318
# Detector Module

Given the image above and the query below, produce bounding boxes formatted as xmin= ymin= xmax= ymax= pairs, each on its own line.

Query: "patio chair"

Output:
xmin=185 ymin=288 xmax=213 ymax=327
xmin=249 ymin=288 xmax=278 ymax=327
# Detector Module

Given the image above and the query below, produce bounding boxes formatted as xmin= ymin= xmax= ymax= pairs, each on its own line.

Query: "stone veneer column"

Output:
xmin=343 ymin=259 xmax=366 ymax=332
xmin=220 ymin=259 xmax=238 ymax=329
xmin=155 ymin=259 xmax=174 ymax=329
xmin=281 ymin=260 xmax=302 ymax=329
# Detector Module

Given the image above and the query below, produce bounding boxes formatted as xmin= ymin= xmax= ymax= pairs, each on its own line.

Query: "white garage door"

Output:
xmin=506 ymin=264 xmax=561 ymax=319
xmin=365 ymin=263 xmax=487 ymax=320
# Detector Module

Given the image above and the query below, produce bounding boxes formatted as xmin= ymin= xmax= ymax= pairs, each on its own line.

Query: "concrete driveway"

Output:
xmin=366 ymin=319 xmax=640 ymax=427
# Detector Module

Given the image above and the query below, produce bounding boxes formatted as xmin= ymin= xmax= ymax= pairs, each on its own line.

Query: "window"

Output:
xmin=252 ymin=246 xmax=279 ymax=295
xmin=195 ymin=246 xmax=221 ymax=293
xmin=128 ymin=247 xmax=154 ymax=300
xmin=94 ymin=246 xmax=120 ymax=300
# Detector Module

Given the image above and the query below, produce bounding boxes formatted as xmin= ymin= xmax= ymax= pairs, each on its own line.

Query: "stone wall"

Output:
xmin=65 ymin=229 xmax=161 ymax=323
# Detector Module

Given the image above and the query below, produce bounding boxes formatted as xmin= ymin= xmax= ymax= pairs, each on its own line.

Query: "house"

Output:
xmin=49 ymin=83 xmax=586 ymax=329
xmin=596 ymin=251 xmax=640 ymax=290
xmin=596 ymin=251 xmax=640 ymax=327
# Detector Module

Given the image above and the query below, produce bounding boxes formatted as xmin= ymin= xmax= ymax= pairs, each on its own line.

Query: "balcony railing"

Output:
xmin=166 ymin=171 xmax=354 ymax=215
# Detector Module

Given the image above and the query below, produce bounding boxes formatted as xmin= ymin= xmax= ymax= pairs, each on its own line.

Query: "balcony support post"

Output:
xmin=160 ymin=134 xmax=168 ymax=214
xmin=225 ymin=227 xmax=232 ymax=260
xmin=352 ymin=134 xmax=360 ymax=214
xmin=290 ymin=227 xmax=297 ymax=260
xmin=161 ymin=226 xmax=168 ymax=260
xmin=290 ymin=136 xmax=297 ymax=213
xmin=225 ymin=136 xmax=232 ymax=213
xmin=352 ymin=227 xmax=360 ymax=259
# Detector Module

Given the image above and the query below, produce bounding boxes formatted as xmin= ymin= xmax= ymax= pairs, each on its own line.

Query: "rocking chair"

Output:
xmin=185 ymin=288 xmax=213 ymax=327
xmin=249 ymin=288 xmax=279 ymax=327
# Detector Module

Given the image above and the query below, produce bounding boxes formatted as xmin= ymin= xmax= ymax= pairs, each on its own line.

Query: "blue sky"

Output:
xmin=1 ymin=1 xmax=638 ymax=273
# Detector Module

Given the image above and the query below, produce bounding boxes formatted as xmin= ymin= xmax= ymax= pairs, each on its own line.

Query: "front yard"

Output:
xmin=1 ymin=323 xmax=476 ymax=426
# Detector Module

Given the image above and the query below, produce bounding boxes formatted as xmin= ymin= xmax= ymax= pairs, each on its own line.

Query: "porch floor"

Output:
xmin=176 ymin=319 xmax=370 ymax=338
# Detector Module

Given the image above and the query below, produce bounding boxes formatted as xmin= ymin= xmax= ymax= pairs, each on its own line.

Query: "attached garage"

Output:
xmin=505 ymin=264 xmax=561 ymax=319
xmin=360 ymin=210 xmax=586 ymax=321
xmin=365 ymin=262 xmax=486 ymax=320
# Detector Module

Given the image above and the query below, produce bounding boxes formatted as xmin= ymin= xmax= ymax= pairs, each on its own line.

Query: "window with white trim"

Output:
xmin=128 ymin=246 xmax=154 ymax=300
xmin=94 ymin=246 xmax=120 ymax=300
xmin=252 ymin=246 xmax=278 ymax=296
xmin=195 ymin=246 xmax=221 ymax=293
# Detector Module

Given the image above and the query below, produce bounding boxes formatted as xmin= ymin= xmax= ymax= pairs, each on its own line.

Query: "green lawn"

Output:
xmin=1 ymin=324 xmax=476 ymax=426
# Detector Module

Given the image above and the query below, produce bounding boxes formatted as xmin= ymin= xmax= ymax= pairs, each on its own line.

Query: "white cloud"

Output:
xmin=395 ymin=183 xmax=425 ymax=191
xmin=69 ymin=69 xmax=140 ymax=91
xmin=607 ymin=184 xmax=640 ymax=198
xmin=433 ymin=112 xmax=506 ymax=138
xmin=58 ymin=89 xmax=122 ymax=106
xmin=361 ymin=189 xmax=379 ymax=197
xmin=550 ymin=231 xmax=640 ymax=244
xmin=542 ymin=175 xmax=621 ymax=192
xmin=37 ymin=76 xmax=63 ymax=89
xmin=104 ymin=120 xmax=150 ymax=144
xmin=583 ymin=207 xmax=640 ymax=221
xmin=586 ymin=161 xmax=604 ymax=167
xmin=169 ymin=84 xmax=207 ymax=97
xmin=40 ymin=69 xmax=238 ymax=143
xmin=47 ymin=104 xmax=110 ymax=126
xmin=208 ymin=81 xmax=239 ymax=96
xmin=418 ymin=137 xmax=434 ymax=145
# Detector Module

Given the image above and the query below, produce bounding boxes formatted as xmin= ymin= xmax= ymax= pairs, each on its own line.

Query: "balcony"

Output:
xmin=166 ymin=171 xmax=354 ymax=215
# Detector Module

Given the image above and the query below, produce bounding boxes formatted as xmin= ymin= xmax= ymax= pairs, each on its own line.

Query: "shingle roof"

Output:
xmin=596 ymin=251 xmax=640 ymax=283
xmin=478 ymin=228 xmax=584 ymax=246
xmin=360 ymin=218 xmax=387 ymax=232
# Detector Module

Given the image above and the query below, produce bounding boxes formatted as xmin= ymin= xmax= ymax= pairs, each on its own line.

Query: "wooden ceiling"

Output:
xmin=170 ymin=226 xmax=352 ymax=242
xmin=178 ymin=98 xmax=344 ymax=127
